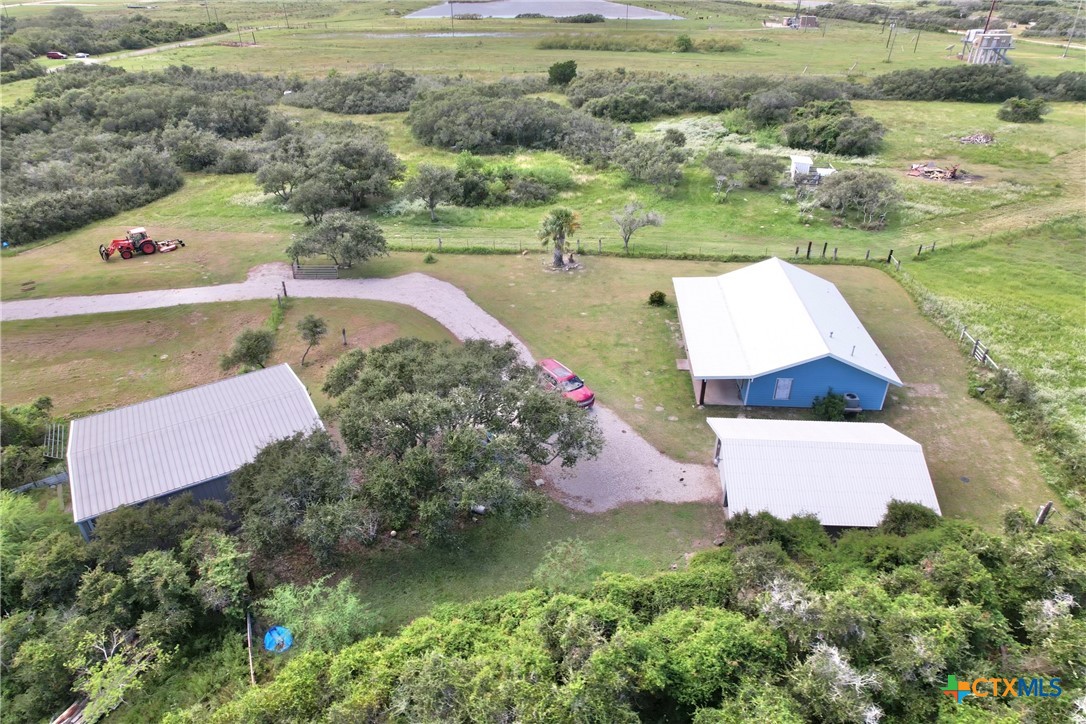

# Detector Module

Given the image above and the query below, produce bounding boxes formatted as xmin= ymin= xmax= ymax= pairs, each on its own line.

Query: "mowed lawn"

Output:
xmin=0 ymin=298 xmax=454 ymax=418
xmin=0 ymin=175 xmax=298 ymax=301
xmin=351 ymin=252 xmax=1049 ymax=528
xmin=2 ymin=250 xmax=1050 ymax=527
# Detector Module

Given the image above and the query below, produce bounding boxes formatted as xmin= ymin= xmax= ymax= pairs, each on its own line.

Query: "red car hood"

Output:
xmin=564 ymin=387 xmax=595 ymax=404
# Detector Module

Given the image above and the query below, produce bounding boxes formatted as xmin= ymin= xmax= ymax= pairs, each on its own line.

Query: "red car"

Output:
xmin=539 ymin=358 xmax=595 ymax=408
xmin=46 ymin=51 xmax=68 ymax=60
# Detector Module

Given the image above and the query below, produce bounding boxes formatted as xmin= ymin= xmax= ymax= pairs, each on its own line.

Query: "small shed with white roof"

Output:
xmin=707 ymin=417 xmax=941 ymax=527
xmin=67 ymin=364 xmax=323 ymax=539
xmin=672 ymin=258 xmax=902 ymax=409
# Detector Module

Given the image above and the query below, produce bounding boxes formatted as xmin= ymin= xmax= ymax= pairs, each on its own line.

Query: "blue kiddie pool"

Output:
xmin=263 ymin=626 xmax=294 ymax=653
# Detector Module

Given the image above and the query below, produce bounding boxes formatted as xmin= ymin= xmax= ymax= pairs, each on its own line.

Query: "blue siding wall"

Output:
xmin=746 ymin=357 xmax=891 ymax=410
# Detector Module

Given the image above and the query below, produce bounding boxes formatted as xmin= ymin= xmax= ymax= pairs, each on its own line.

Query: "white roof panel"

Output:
xmin=67 ymin=364 xmax=323 ymax=522
xmin=708 ymin=418 xmax=940 ymax=527
xmin=673 ymin=258 xmax=901 ymax=384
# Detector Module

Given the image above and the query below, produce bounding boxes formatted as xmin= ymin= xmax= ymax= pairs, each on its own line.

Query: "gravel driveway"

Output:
xmin=2 ymin=263 xmax=721 ymax=511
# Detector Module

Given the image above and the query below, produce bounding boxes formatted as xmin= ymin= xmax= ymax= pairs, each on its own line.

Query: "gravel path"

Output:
xmin=2 ymin=263 xmax=721 ymax=512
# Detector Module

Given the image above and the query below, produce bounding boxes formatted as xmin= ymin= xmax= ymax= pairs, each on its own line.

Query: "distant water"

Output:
xmin=407 ymin=0 xmax=684 ymax=21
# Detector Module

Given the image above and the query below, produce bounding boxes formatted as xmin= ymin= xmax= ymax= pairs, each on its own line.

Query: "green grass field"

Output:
xmin=4 ymin=98 xmax=1082 ymax=302
xmin=904 ymin=216 xmax=1086 ymax=458
xmin=1 ymin=0 xmax=1081 ymax=112
xmin=0 ymin=298 xmax=454 ymax=418
xmin=96 ymin=2 xmax=1086 ymax=79
xmin=4 ymin=251 xmax=1051 ymax=529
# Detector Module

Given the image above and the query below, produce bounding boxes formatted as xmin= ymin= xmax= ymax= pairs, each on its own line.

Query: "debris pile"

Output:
xmin=908 ymin=162 xmax=965 ymax=181
xmin=959 ymin=133 xmax=994 ymax=144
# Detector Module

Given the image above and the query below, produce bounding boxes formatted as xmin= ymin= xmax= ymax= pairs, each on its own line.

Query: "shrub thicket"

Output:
xmin=0 ymin=65 xmax=283 ymax=245
xmin=538 ymin=33 xmax=741 ymax=53
xmin=997 ymin=96 xmax=1050 ymax=122
xmin=199 ymin=509 xmax=1086 ymax=723
xmin=555 ymin=13 xmax=605 ymax=23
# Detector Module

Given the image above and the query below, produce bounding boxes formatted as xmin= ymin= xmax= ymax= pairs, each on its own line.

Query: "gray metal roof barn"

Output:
xmin=67 ymin=364 xmax=322 ymax=539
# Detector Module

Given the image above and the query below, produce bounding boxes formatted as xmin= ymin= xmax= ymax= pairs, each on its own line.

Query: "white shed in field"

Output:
xmin=789 ymin=155 xmax=813 ymax=180
xmin=707 ymin=417 xmax=941 ymax=528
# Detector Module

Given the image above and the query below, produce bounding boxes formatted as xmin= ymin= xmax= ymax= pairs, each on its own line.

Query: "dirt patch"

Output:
xmin=905 ymin=382 xmax=948 ymax=398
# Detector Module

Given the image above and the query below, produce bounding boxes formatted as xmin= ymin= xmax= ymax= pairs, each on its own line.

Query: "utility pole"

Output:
xmin=982 ymin=0 xmax=998 ymax=33
xmin=450 ymin=0 xmax=455 ymax=30
xmin=1064 ymin=0 xmax=1083 ymax=58
xmin=914 ymin=28 xmax=922 ymax=52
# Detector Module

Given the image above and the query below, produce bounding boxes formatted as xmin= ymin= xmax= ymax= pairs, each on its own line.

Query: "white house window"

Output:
xmin=773 ymin=378 xmax=793 ymax=400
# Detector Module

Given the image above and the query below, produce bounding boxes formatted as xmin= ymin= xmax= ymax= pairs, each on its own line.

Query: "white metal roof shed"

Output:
xmin=672 ymin=258 xmax=902 ymax=384
xmin=708 ymin=417 xmax=941 ymax=527
xmin=67 ymin=364 xmax=323 ymax=523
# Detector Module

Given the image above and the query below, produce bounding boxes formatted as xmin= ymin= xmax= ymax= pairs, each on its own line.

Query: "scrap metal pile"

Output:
xmin=959 ymin=133 xmax=994 ymax=144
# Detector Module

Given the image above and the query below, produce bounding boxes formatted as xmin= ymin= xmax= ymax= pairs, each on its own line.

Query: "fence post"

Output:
xmin=895 ymin=259 xmax=901 ymax=271
xmin=960 ymin=326 xmax=966 ymax=341
xmin=806 ymin=241 xmax=812 ymax=259
xmin=277 ymin=293 xmax=282 ymax=307
xmin=917 ymin=244 xmax=923 ymax=257
xmin=932 ymin=240 xmax=937 ymax=251
xmin=598 ymin=239 xmax=602 ymax=253
xmin=821 ymin=242 xmax=827 ymax=258
xmin=833 ymin=247 xmax=838 ymax=261
xmin=886 ymin=249 xmax=894 ymax=264
xmin=281 ymin=281 xmax=288 ymax=298
xmin=865 ymin=249 xmax=870 ymax=260
xmin=438 ymin=238 xmax=442 ymax=250
xmin=342 ymin=328 xmax=347 ymax=346
xmin=795 ymin=246 xmax=799 ymax=256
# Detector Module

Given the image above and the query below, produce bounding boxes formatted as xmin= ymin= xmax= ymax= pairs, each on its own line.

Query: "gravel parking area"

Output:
xmin=3 ymin=263 xmax=721 ymax=511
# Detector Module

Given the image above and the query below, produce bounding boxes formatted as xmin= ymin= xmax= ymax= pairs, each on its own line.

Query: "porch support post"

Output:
xmin=699 ymin=379 xmax=707 ymax=406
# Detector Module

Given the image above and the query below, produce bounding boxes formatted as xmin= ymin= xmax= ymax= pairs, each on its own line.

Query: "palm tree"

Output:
xmin=538 ymin=207 xmax=581 ymax=268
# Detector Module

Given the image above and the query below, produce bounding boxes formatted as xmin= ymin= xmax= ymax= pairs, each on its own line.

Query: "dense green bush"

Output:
xmin=407 ymin=85 xmax=629 ymax=161
xmin=781 ymin=99 xmax=885 ymax=157
xmin=555 ymin=13 xmax=605 ymax=23
xmin=548 ymin=59 xmax=577 ymax=85
xmin=1 ymin=7 xmax=226 ymax=68
xmin=872 ymin=65 xmax=1037 ymax=102
xmin=567 ymin=70 xmax=868 ymax=121
xmin=812 ymin=390 xmax=847 ymax=421
xmin=998 ymin=96 xmax=1050 ymax=122
xmin=539 ymin=33 xmax=742 ymax=53
xmin=198 ymin=509 xmax=1086 ymax=723
xmin=1 ymin=65 xmax=284 ymax=245
xmin=283 ymin=68 xmax=421 ymax=114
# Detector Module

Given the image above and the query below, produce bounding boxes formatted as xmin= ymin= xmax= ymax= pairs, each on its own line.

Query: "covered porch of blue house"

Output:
xmin=690 ymin=375 xmax=745 ymax=406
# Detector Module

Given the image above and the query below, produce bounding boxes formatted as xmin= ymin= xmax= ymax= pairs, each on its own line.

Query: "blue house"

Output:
xmin=673 ymin=258 xmax=902 ymax=410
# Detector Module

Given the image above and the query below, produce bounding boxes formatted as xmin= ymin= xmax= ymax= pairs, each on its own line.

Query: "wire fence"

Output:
xmin=382 ymin=233 xmax=951 ymax=267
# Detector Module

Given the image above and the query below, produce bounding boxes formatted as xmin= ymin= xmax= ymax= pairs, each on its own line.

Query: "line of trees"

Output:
xmin=191 ymin=504 xmax=1086 ymax=723
xmin=1 ymin=7 xmax=227 ymax=83
xmin=1 ymin=64 xmax=290 ymax=246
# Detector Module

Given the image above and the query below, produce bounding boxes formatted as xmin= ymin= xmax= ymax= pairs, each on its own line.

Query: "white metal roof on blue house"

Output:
xmin=708 ymin=418 xmax=940 ymax=527
xmin=67 ymin=364 xmax=323 ymax=523
xmin=672 ymin=257 xmax=902 ymax=385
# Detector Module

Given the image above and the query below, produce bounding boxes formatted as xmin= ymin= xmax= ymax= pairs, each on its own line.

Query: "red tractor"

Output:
xmin=99 ymin=228 xmax=185 ymax=261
